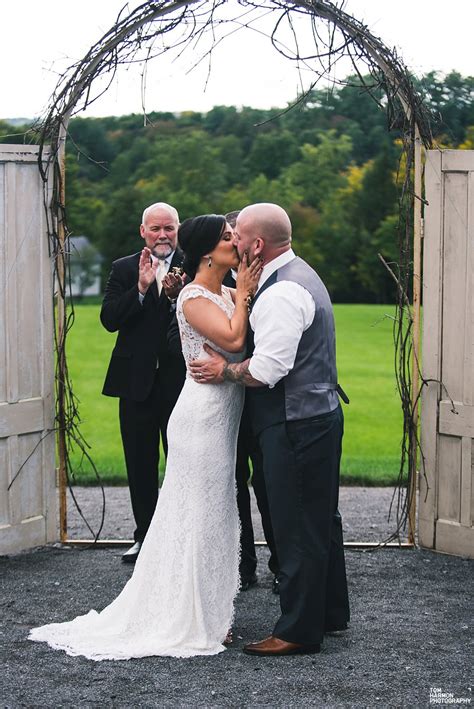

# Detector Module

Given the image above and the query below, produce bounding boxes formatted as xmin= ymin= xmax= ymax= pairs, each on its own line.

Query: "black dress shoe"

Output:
xmin=324 ymin=622 xmax=348 ymax=634
xmin=240 ymin=572 xmax=258 ymax=591
xmin=122 ymin=541 xmax=142 ymax=564
xmin=272 ymin=575 xmax=280 ymax=595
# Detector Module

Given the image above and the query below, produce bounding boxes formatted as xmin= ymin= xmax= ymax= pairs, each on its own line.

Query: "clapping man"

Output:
xmin=101 ymin=202 xmax=186 ymax=563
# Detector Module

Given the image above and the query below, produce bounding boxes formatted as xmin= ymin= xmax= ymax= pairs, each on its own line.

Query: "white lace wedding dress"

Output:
xmin=29 ymin=285 xmax=244 ymax=660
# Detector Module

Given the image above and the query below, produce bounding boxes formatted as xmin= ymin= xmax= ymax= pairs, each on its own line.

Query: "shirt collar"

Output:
xmin=258 ymin=248 xmax=295 ymax=290
xmin=151 ymin=250 xmax=175 ymax=267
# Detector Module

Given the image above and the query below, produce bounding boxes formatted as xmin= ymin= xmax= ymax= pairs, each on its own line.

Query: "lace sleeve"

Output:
xmin=177 ymin=285 xmax=236 ymax=366
xmin=178 ymin=285 xmax=215 ymax=306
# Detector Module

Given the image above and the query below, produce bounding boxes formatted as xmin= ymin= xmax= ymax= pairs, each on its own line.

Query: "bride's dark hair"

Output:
xmin=178 ymin=214 xmax=226 ymax=279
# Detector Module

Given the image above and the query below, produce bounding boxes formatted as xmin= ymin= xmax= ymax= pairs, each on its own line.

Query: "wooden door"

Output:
xmin=0 ymin=145 xmax=57 ymax=554
xmin=420 ymin=150 xmax=474 ymax=558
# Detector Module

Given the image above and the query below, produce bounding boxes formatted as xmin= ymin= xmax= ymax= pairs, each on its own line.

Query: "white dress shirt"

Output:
xmin=138 ymin=251 xmax=175 ymax=304
xmin=137 ymin=251 xmax=176 ymax=367
xmin=248 ymin=249 xmax=315 ymax=387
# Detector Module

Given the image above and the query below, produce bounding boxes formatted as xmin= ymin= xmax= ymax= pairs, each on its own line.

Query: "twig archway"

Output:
xmin=36 ymin=0 xmax=433 ymax=546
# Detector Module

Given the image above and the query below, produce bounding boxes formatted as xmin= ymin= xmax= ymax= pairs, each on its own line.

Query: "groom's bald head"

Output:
xmin=234 ymin=203 xmax=292 ymax=264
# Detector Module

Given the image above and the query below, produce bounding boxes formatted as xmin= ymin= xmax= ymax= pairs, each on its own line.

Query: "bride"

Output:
xmin=29 ymin=214 xmax=262 ymax=660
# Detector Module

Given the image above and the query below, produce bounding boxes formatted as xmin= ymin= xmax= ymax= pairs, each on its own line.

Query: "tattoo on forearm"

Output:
xmin=222 ymin=359 xmax=263 ymax=387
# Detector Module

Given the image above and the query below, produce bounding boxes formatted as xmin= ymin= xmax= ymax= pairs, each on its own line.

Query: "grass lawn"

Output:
xmin=334 ymin=305 xmax=403 ymax=484
xmin=67 ymin=302 xmax=403 ymax=486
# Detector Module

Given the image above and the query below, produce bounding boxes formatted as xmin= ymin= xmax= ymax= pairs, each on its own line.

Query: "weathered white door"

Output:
xmin=0 ymin=145 xmax=57 ymax=554
xmin=420 ymin=149 xmax=474 ymax=558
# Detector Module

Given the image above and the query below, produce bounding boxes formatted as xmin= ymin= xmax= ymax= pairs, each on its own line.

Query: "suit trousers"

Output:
xmin=258 ymin=405 xmax=349 ymax=645
xmin=119 ymin=369 xmax=174 ymax=543
xmin=236 ymin=405 xmax=279 ymax=579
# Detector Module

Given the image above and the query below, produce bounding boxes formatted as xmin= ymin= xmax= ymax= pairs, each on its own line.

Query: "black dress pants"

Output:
xmin=119 ymin=369 xmax=175 ymax=543
xmin=258 ymin=405 xmax=349 ymax=645
xmin=236 ymin=406 xmax=279 ymax=579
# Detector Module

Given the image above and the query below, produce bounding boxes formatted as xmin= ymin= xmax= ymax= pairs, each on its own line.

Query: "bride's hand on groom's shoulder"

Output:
xmin=189 ymin=344 xmax=226 ymax=384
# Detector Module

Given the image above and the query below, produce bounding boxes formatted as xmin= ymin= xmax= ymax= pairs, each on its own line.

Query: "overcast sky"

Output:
xmin=1 ymin=0 xmax=473 ymax=120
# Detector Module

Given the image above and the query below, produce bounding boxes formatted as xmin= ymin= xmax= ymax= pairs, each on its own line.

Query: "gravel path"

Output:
xmin=65 ymin=486 xmax=409 ymax=543
xmin=1 ymin=486 xmax=472 ymax=708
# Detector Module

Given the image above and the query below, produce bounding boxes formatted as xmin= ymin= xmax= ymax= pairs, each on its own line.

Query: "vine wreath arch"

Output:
xmin=35 ymin=0 xmax=433 ymax=547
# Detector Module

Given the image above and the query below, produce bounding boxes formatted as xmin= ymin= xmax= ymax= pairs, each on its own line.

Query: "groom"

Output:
xmin=189 ymin=202 xmax=350 ymax=656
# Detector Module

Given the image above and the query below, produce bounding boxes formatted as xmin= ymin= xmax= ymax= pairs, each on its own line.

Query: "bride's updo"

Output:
xmin=178 ymin=214 xmax=226 ymax=279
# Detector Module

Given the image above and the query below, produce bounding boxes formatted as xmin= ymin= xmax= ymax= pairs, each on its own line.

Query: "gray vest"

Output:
xmin=246 ymin=256 xmax=339 ymax=435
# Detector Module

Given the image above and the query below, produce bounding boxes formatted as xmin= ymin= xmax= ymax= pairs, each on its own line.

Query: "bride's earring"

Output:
xmin=208 ymin=256 xmax=212 ymax=268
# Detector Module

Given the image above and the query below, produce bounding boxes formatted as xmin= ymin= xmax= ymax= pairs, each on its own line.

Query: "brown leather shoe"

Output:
xmin=243 ymin=636 xmax=321 ymax=656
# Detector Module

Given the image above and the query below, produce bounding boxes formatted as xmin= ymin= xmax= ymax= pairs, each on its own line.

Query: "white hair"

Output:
xmin=141 ymin=202 xmax=179 ymax=226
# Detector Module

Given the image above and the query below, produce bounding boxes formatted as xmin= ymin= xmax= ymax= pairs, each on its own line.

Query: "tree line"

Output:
xmin=2 ymin=71 xmax=473 ymax=302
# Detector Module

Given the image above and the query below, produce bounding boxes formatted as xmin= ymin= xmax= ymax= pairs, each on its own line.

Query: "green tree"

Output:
xmin=65 ymin=155 xmax=106 ymax=242
xmin=351 ymin=147 xmax=399 ymax=301
xmin=459 ymin=125 xmax=474 ymax=149
xmin=283 ymin=76 xmax=391 ymax=163
xmin=245 ymin=129 xmax=299 ymax=179
xmin=0 ymin=119 xmax=34 ymax=144
xmin=221 ymin=173 xmax=301 ymax=216
xmin=355 ymin=214 xmax=400 ymax=302
xmin=108 ymin=136 xmax=152 ymax=189
xmin=312 ymin=164 xmax=364 ymax=301
xmin=57 ymin=71 xmax=474 ymax=304
xmin=284 ymin=131 xmax=353 ymax=210
xmin=97 ymin=186 xmax=145 ymax=274
xmin=289 ymin=204 xmax=323 ymax=272
xmin=417 ymin=71 xmax=474 ymax=145
xmin=67 ymin=117 xmax=116 ymax=181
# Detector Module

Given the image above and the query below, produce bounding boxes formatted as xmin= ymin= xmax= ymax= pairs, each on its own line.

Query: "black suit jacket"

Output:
xmin=101 ymin=250 xmax=186 ymax=402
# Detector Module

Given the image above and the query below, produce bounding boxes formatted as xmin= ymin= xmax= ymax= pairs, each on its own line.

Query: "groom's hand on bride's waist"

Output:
xmin=190 ymin=344 xmax=265 ymax=387
xmin=189 ymin=344 xmax=227 ymax=384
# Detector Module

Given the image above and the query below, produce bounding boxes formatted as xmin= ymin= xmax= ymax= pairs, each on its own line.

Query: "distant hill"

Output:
xmin=2 ymin=117 xmax=33 ymax=126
